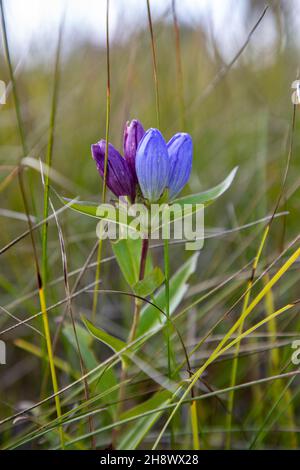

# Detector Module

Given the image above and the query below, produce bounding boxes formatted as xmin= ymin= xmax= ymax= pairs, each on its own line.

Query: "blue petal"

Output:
xmin=167 ymin=133 xmax=192 ymax=199
xmin=135 ymin=128 xmax=169 ymax=202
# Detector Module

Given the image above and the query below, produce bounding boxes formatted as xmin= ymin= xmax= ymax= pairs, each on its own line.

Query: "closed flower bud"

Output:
xmin=91 ymin=140 xmax=136 ymax=201
xmin=123 ymin=119 xmax=145 ymax=181
xmin=167 ymin=133 xmax=192 ymax=200
xmin=135 ymin=128 xmax=169 ymax=202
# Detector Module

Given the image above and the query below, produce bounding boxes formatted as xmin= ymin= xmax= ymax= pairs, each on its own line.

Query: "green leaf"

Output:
xmin=59 ymin=169 xmax=236 ymax=248
xmin=118 ymin=390 xmax=172 ymax=450
xmin=60 ymin=197 xmax=136 ymax=229
xmin=63 ymin=322 xmax=118 ymax=416
xmin=136 ymin=252 xmax=199 ymax=338
xmin=60 ymin=167 xmax=237 ymax=220
xmin=112 ymin=238 xmax=152 ymax=288
xmin=133 ymin=267 xmax=164 ymax=297
xmin=61 ymin=199 xmax=99 ymax=218
xmin=174 ymin=167 xmax=238 ymax=207
xmin=82 ymin=317 xmax=126 ymax=353
xmin=63 ymin=322 xmax=98 ymax=370
xmin=111 ymin=238 xmax=140 ymax=287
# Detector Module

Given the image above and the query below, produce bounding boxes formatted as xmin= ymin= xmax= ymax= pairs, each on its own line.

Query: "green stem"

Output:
xmin=39 ymin=287 xmax=65 ymax=448
xmin=42 ymin=19 xmax=63 ymax=287
xmin=113 ymin=238 xmax=149 ymax=448
xmin=164 ymin=237 xmax=178 ymax=449
xmin=146 ymin=0 xmax=160 ymax=129
xmin=0 ymin=0 xmax=27 ymax=156
xmin=18 ymin=170 xmax=65 ymax=448
xmin=40 ymin=18 xmax=63 ymax=399
xmin=128 ymin=238 xmax=149 ymax=344
xmin=92 ymin=0 xmax=110 ymax=321
xmin=92 ymin=238 xmax=104 ymax=321
xmin=164 ymin=238 xmax=171 ymax=379
xmin=1 ymin=0 xmax=64 ymax=448
xmin=226 ymin=291 xmax=248 ymax=449
xmin=172 ymin=0 xmax=186 ymax=129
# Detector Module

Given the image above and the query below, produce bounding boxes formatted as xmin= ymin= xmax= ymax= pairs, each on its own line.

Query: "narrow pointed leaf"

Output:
xmin=174 ymin=167 xmax=238 ymax=207
xmin=133 ymin=267 xmax=165 ymax=297
xmin=112 ymin=238 xmax=152 ymax=288
xmin=82 ymin=317 xmax=126 ymax=353
xmin=63 ymin=323 xmax=118 ymax=415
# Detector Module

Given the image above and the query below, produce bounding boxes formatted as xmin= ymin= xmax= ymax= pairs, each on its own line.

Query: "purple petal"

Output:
xmin=167 ymin=133 xmax=192 ymax=200
xmin=123 ymin=119 xmax=145 ymax=182
xmin=91 ymin=140 xmax=136 ymax=201
xmin=135 ymin=128 xmax=169 ymax=202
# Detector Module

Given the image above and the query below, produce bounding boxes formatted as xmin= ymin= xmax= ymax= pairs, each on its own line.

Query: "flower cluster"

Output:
xmin=91 ymin=119 xmax=192 ymax=203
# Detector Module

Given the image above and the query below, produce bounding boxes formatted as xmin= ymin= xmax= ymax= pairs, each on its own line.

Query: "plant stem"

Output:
xmin=146 ymin=0 xmax=160 ymax=129
xmin=18 ymin=170 xmax=65 ymax=448
xmin=164 ymin=237 xmax=180 ymax=449
xmin=39 ymin=286 xmax=65 ymax=448
xmin=128 ymin=238 xmax=149 ymax=344
xmin=40 ymin=17 xmax=63 ymax=399
xmin=0 ymin=0 xmax=27 ymax=156
xmin=0 ymin=0 xmax=64 ymax=448
xmin=163 ymin=238 xmax=171 ymax=379
xmin=42 ymin=19 xmax=64 ymax=287
xmin=113 ymin=238 xmax=149 ymax=447
xmin=172 ymin=0 xmax=185 ymax=129
xmin=226 ymin=226 xmax=268 ymax=449
xmin=92 ymin=238 xmax=104 ymax=321
xmin=92 ymin=0 xmax=110 ymax=321
xmin=190 ymin=400 xmax=200 ymax=450
xmin=226 ymin=281 xmax=250 ymax=449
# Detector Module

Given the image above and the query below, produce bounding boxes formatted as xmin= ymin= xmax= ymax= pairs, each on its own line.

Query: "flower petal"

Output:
xmin=123 ymin=119 xmax=145 ymax=182
xmin=91 ymin=140 xmax=135 ymax=200
xmin=135 ymin=128 xmax=169 ymax=202
xmin=167 ymin=133 xmax=192 ymax=199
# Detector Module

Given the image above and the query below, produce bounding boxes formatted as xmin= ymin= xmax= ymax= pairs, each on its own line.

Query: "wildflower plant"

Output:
xmin=63 ymin=118 xmax=237 ymax=447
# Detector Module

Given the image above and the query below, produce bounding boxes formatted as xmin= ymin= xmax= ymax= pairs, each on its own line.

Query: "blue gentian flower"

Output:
xmin=92 ymin=122 xmax=192 ymax=204
xmin=135 ymin=128 xmax=169 ymax=202
xmin=135 ymin=128 xmax=193 ymax=202
xmin=167 ymin=133 xmax=193 ymax=200
xmin=91 ymin=119 xmax=145 ymax=202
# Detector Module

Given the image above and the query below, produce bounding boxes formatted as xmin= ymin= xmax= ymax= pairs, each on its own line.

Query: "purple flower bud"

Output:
xmin=167 ymin=133 xmax=192 ymax=200
xmin=123 ymin=119 xmax=145 ymax=181
xmin=135 ymin=128 xmax=169 ymax=202
xmin=91 ymin=140 xmax=136 ymax=201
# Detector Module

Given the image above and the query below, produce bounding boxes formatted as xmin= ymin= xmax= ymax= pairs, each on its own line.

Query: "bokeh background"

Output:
xmin=1 ymin=0 xmax=300 ymax=449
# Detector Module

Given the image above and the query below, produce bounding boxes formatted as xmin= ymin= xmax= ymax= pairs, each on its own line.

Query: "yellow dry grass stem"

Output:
xmin=190 ymin=401 xmax=200 ymax=450
xmin=153 ymin=243 xmax=300 ymax=449
xmin=226 ymin=224 xmax=269 ymax=448
xmin=264 ymin=275 xmax=297 ymax=448
xmin=14 ymin=339 xmax=76 ymax=378
xmin=39 ymin=287 xmax=65 ymax=449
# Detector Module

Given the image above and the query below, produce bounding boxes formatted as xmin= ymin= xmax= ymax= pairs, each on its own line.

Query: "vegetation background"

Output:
xmin=1 ymin=0 xmax=300 ymax=450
